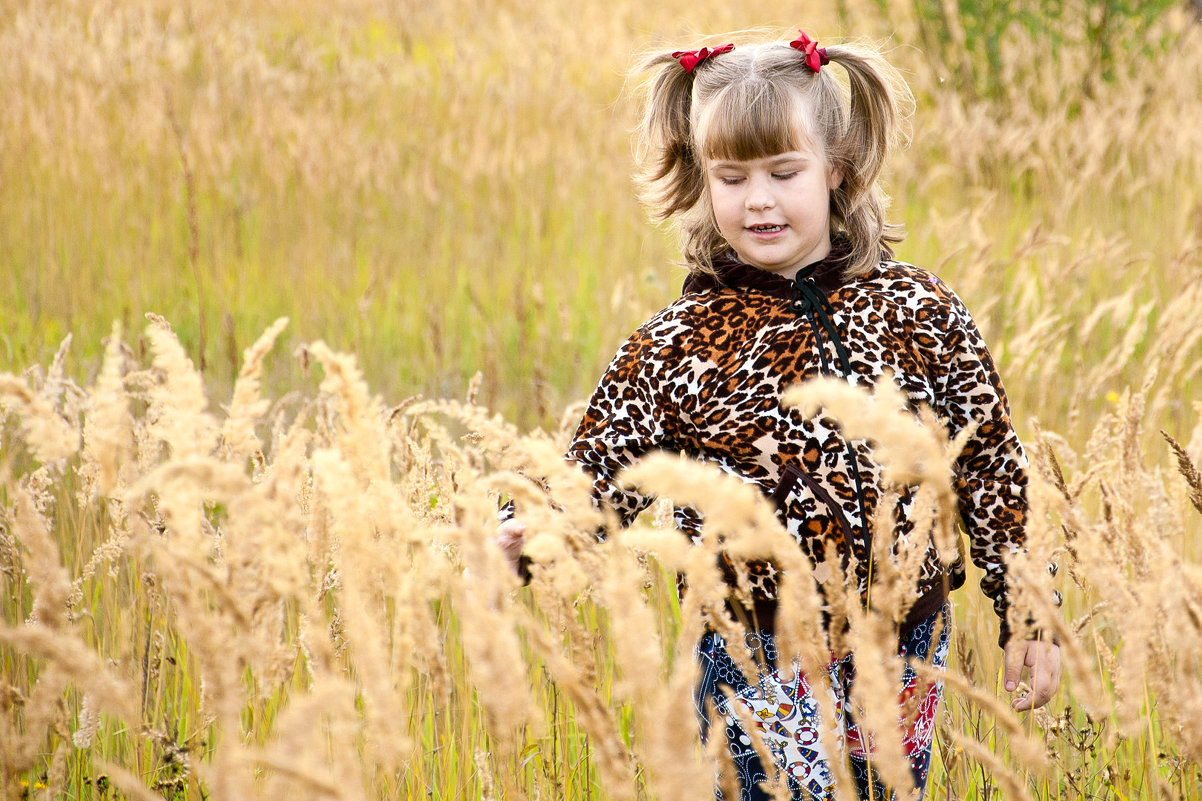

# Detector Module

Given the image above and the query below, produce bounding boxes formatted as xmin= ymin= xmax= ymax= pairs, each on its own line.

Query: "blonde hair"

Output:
xmin=633 ymin=34 xmax=914 ymax=279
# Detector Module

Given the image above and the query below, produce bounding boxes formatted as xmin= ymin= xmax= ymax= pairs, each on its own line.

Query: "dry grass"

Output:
xmin=2 ymin=0 xmax=1201 ymax=799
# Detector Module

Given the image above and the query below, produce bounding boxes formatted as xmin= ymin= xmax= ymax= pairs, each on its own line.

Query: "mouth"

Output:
xmin=748 ymin=224 xmax=786 ymax=233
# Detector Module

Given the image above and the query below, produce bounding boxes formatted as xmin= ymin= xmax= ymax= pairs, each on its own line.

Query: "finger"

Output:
xmin=1029 ymin=646 xmax=1061 ymax=709
xmin=1002 ymin=641 xmax=1025 ymax=693
xmin=1029 ymin=685 xmax=1052 ymax=710
xmin=1012 ymin=643 xmax=1060 ymax=711
xmin=1017 ymin=676 xmax=1050 ymax=711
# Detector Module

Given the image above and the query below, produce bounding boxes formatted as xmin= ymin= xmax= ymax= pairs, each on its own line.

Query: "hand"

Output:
xmin=494 ymin=518 xmax=527 ymax=575
xmin=1002 ymin=638 xmax=1060 ymax=711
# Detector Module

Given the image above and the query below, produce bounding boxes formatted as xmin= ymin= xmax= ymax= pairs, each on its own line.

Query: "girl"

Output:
xmin=497 ymin=29 xmax=1060 ymax=801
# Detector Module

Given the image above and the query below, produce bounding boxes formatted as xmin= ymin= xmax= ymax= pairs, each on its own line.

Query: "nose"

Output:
xmin=744 ymin=173 xmax=775 ymax=211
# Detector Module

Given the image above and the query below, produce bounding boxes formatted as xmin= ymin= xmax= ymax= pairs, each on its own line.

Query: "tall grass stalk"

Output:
xmin=2 ymin=1 xmax=1201 ymax=799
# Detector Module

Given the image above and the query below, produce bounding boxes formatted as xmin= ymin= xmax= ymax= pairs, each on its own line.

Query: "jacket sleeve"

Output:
xmin=929 ymin=284 xmax=1037 ymax=646
xmin=565 ymin=325 xmax=678 ymax=531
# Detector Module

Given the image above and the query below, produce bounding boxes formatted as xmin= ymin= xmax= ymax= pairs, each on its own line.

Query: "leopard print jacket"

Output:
xmin=566 ymin=243 xmax=1030 ymax=645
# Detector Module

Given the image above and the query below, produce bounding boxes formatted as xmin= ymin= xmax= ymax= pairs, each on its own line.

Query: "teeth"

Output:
xmin=752 ymin=225 xmax=783 ymax=232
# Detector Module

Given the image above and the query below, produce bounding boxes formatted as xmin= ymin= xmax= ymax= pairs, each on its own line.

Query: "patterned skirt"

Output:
xmin=694 ymin=606 xmax=951 ymax=801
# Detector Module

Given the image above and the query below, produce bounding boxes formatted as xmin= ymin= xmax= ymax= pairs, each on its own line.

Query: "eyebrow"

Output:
xmin=707 ymin=153 xmax=812 ymax=170
xmin=764 ymin=153 xmax=810 ymax=165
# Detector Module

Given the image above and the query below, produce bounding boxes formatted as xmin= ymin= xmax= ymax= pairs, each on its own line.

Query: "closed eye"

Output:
xmin=772 ymin=171 xmax=799 ymax=180
xmin=718 ymin=176 xmax=745 ymax=186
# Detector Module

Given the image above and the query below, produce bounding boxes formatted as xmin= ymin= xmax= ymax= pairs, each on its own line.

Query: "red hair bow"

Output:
xmin=789 ymin=30 xmax=829 ymax=73
xmin=671 ymin=43 xmax=734 ymax=74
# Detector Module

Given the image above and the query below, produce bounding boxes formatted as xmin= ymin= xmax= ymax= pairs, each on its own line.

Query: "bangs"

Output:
xmin=697 ymin=81 xmax=816 ymax=162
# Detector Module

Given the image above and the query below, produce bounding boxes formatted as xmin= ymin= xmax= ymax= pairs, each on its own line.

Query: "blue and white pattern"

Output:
xmin=695 ymin=606 xmax=952 ymax=801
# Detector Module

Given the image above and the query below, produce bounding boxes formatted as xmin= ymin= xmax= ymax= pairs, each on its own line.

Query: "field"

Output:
xmin=2 ymin=0 xmax=1202 ymax=798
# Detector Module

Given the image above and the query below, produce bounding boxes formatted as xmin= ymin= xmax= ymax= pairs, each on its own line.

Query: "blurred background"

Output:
xmin=3 ymin=4 xmax=1202 ymax=799
xmin=3 ymin=0 xmax=1198 ymax=438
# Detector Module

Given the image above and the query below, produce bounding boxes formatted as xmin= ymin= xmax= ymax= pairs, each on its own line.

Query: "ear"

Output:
xmin=828 ymin=163 xmax=844 ymax=190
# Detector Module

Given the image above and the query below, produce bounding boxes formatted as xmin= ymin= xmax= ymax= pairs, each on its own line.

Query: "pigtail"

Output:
xmin=821 ymin=45 xmax=914 ymax=276
xmin=633 ymin=52 xmax=706 ymax=222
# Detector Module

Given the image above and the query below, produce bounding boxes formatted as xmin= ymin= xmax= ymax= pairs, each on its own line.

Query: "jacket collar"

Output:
xmin=681 ymin=235 xmax=853 ymax=298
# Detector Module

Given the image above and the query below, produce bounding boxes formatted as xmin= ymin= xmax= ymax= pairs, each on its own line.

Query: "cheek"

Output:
xmin=706 ymin=176 xmax=735 ymax=209
xmin=709 ymin=190 xmax=740 ymax=230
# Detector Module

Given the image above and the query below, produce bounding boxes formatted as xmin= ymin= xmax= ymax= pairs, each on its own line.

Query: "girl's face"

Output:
xmin=705 ymin=137 xmax=842 ymax=281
